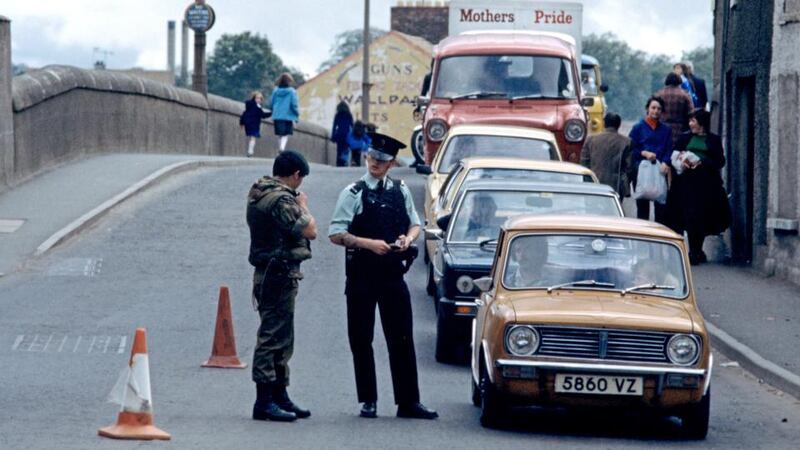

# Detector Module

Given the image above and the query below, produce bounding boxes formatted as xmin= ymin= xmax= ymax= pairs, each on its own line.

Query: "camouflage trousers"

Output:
xmin=252 ymin=266 xmax=301 ymax=386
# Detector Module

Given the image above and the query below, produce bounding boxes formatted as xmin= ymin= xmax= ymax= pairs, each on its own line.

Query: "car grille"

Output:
xmin=537 ymin=327 xmax=670 ymax=363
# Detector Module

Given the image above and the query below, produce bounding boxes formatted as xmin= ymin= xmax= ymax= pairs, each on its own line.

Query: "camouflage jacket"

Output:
xmin=246 ymin=177 xmax=311 ymax=267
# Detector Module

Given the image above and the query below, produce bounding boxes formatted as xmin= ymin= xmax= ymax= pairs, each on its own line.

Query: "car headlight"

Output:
xmin=506 ymin=325 xmax=539 ymax=356
xmin=564 ymin=119 xmax=586 ymax=142
xmin=667 ymin=334 xmax=700 ymax=366
xmin=456 ymin=275 xmax=474 ymax=294
xmin=426 ymin=119 xmax=448 ymax=142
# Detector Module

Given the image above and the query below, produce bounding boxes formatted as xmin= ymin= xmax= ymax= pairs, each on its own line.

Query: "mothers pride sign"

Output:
xmin=448 ymin=1 xmax=583 ymax=56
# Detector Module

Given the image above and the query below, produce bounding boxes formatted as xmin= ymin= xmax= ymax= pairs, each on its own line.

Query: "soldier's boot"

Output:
xmin=253 ymin=383 xmax=297 ymax=422
xmin=273 ymin=385 xmax=311 ymax=418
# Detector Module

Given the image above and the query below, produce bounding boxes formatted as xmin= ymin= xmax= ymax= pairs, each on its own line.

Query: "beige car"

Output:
xmin=417 ymin=124 xmax=562 ymax=219
xmin=471 ymin=215 xmax=712 ymax=439
xmin=424 ymin=157 xmax=598 ymax=264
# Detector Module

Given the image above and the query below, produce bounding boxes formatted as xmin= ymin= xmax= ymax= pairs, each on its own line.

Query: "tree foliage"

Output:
xmin=582 ymin=33 xmax=713 ymax=120
xmin=317 ymin=28 xmax=388 ymax=73
xmin=207 ymin=32 xmax=305 ymax=101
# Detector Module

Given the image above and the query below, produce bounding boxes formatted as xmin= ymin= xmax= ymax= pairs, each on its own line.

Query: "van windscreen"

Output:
xmin=434 ymin=55 xmax=576 ymax=100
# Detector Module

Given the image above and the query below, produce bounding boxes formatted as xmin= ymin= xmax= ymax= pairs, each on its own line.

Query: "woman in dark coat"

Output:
xmin=331 ymin=101 xmax=354 ymax=167
xmin=239 ymin=91 xmax=271 ymax=157
xmin=666 ymin=109 xmax=731 ymax=265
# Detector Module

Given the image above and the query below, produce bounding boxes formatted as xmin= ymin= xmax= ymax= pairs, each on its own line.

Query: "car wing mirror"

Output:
xmin=581 ymin=97 xmax=595 ymax=107
xmin=474 ymin=276 xmax=493 ymax=292
xmin=416 ymin=164 xmax=432 ymax=175
xmin=436 ymin=213 xmax=451 ymax=231
xmin=416 ymin=95 xmax=430 ymax=107
xmin=600 ymin=84 xmax=609 ymax=93
xmin=424 ymin=227 xmax=443 ymax=240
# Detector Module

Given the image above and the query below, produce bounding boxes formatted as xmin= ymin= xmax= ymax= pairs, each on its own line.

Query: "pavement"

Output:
xmin=0 ymin=152 xmax=798 ymax=400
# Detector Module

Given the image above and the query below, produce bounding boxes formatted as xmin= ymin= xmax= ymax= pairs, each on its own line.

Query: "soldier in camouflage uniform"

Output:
xmin=246 ymin=150 xmax=317 ymax=422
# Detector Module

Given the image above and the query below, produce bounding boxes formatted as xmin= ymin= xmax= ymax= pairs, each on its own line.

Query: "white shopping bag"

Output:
xmin=633 ymin=160 xmax=668 ymax=204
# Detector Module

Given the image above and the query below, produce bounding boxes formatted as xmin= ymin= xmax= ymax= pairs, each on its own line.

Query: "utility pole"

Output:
xmin=361 ymin=0 xmax=370 ymax=123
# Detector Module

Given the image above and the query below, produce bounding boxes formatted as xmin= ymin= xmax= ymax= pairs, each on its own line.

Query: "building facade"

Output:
xmin=391 ymin=1 xmax=449 ymax=45
xmin=715 ymin=0 xmax=800 ymax=284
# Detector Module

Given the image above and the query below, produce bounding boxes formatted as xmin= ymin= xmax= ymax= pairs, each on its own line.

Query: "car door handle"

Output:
xmin=475 ymin=299 xmax=485 ymax=307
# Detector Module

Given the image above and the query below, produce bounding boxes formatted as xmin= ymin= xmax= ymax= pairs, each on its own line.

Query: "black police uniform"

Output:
xmin=345 ymin=177 xmax=420 ymax=406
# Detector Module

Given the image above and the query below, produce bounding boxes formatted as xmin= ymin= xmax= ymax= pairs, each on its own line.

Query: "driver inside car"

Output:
xmin=464 ymin=194 xmax=498 ymax=241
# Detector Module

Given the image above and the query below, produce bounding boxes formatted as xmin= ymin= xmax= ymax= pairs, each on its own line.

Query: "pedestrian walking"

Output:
xmin=347 ymin=121 xmax=371 ymax=167
xmin=628 ymin=96 xmax=673 ymax=223
xmin=684 ymin=62 xmax=708 ymax=111
xmin=239 ymin=91 xmax=272 ymax=157
xmin=331 ymin=101 xmax=354 ymax=167
xmin=329 ymin=132 xmax=438 ymax=420
xmin=246 ymin=151 xmax=318 ymax=422
xmin=270 ymin=73 xmax=300 ymax=152
xmin=665 ymin=110 xmax=731 ymax=265
xmin=580 ymin=112 xmax=632 ymax=197
xmin=673 ymin=63 xmax=698 ymax=106
xmin=656 ymin=73 xmax=694 ymax=144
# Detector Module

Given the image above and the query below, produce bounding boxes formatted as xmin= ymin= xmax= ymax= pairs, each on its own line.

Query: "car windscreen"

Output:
xmin=581 ymin=67 xmax=599 ymax=96
xmin=434 ymin=55 xmax=576 ymax=100
xmin=502 ymin=234 xmax=688 ymax=299
xmin=448 ymin=191 xmax=622 ymax=244
xmin=438 ymin=135 xmax=558 ymax=173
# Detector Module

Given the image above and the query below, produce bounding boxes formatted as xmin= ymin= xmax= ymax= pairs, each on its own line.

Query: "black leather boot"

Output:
xmin=273 ymin=385 xmax=311 ymax=418
xmin=253 ymin=383 xmax=297 ymax=422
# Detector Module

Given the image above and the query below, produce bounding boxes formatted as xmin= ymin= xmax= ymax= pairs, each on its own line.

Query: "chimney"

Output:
xmin=180 ymin=20 xmax=189 ymax=86
xmin=167 ymin=21 xmax=176 ymax=78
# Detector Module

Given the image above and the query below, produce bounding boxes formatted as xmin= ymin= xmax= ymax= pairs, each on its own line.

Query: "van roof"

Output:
xmin=434 ymin=32 xmax=574 ymax=59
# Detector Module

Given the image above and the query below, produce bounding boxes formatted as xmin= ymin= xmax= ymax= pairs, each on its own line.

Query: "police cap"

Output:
xmin=367 ymin=132 xmax=406 ymax=161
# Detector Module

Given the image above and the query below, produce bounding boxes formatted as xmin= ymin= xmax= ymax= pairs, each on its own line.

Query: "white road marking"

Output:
xmin=12 ymin=335 xmax=23 ymax=351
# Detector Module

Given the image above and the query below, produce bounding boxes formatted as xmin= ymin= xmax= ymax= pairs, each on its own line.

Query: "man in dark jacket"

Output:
xmin=580 ymin=112 xmax=632 ymax=197
xmin=247 ymin=151 xmax=318 ymax=422
xmin=655 ymin=73 xmax=694 ymax=144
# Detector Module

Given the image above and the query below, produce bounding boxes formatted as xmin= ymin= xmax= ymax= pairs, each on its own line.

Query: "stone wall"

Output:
xmin=766 ymin=0 xmax=800 ymax=283
xmin=391 ymin=4 xmax=449 ymax=45
xmin=1 ymin=64 xmax=331 ymax=191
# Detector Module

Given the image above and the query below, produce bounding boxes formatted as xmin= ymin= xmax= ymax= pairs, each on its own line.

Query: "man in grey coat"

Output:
xmin=580 ymin=113 xmax=632 ymax=197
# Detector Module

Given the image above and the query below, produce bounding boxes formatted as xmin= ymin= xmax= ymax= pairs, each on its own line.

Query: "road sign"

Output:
xmin=184 ymin=2 xmax=215 ymax=32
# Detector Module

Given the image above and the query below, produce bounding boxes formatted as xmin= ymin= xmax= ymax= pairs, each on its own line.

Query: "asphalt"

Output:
xmin=0 ymin=153 xmax=798 ymax=400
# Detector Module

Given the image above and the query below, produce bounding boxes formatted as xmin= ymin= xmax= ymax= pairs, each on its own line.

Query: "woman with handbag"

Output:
xmin=665 ymin=110 xmax=731 ymax=265
xmin=628 ymin=96 xmax=673 ymax=223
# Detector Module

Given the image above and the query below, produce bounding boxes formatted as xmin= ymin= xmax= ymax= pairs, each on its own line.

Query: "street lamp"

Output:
xmin=362 ymin=0 xmax=370 ymax=123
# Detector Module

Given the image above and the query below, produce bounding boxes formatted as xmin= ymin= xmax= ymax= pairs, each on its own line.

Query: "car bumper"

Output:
xmin=490 ymin=357 xmax=711 ymax=410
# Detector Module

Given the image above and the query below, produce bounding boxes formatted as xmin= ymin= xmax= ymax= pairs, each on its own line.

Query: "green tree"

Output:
xmin=207 ymin=32 xmax=305 ymax=101
xmin=317 ymin=28 xmax=387 ymax=73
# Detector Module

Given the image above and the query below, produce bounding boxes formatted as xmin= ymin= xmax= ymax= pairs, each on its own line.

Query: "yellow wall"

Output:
xmin=298 ymin=32 xmax=432 ymax=159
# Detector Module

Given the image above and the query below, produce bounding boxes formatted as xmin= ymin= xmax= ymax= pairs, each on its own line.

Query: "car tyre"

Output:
xmin=471 ymin=377 xmax=481 ymax=407
xmin=435 ymin=303 xmax=455 ymax=363
xmin=479 ymin=361 xmax=505 ymax=428
xmin=681 ymin=388 xmax=710 ymax=440
xmin=411 ymin=127 xmax=425 ymax=165
xmin=426 ymin=262 xmax=437 ymax=298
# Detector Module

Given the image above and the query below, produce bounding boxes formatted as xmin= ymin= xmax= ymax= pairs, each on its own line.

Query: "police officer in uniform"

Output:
xmin=329 ymin=133 xmax=438 ymax=420
xmin=247 ymin=151 xmax=317 ymax=422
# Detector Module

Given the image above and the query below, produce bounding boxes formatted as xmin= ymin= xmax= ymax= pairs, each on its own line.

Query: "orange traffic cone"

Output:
xmin=98 ymin=328 xmax=171 ymax=440
xmin=202 ymin=286 xmax=247 ymax=369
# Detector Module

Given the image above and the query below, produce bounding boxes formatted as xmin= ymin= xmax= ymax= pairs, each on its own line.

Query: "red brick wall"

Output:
xmin=390 ymin=6 xmax=449 ymax=45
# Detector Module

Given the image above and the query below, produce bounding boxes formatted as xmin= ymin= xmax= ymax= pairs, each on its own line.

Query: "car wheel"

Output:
xmin=435 ymin=304 xmax=454 ymax=363
xmin=411 ymin=128 xmax=425 ymax=165
xmin=681 ymin=388 xmax=710 ymax=440
xmin=479 ymin=360 xmax=505 ymax=428
xmin=426 ymin=262 xmax=436 ymax=298
xmin=471 ymin=377 xmax=481 ymax=407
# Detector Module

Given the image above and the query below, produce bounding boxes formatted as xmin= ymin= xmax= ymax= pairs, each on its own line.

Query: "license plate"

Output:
xmin=554 ymin=374 xmax=643 ymax=396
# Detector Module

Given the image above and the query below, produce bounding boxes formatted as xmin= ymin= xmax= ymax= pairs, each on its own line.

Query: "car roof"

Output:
xmin=503 ymin=215 xmax=683 ymax=240
xmin=581 ymin=54 xmax=600 ymax=67
xmin=434 ymin=32 xmax=573 ymax=59
xmin=459 ymin=157 xmax=595 ymax=177
xmin=460 ymin=179 xmax=616 ymax=196
xmin=445 ymin=124 xmax=558 ymax=142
